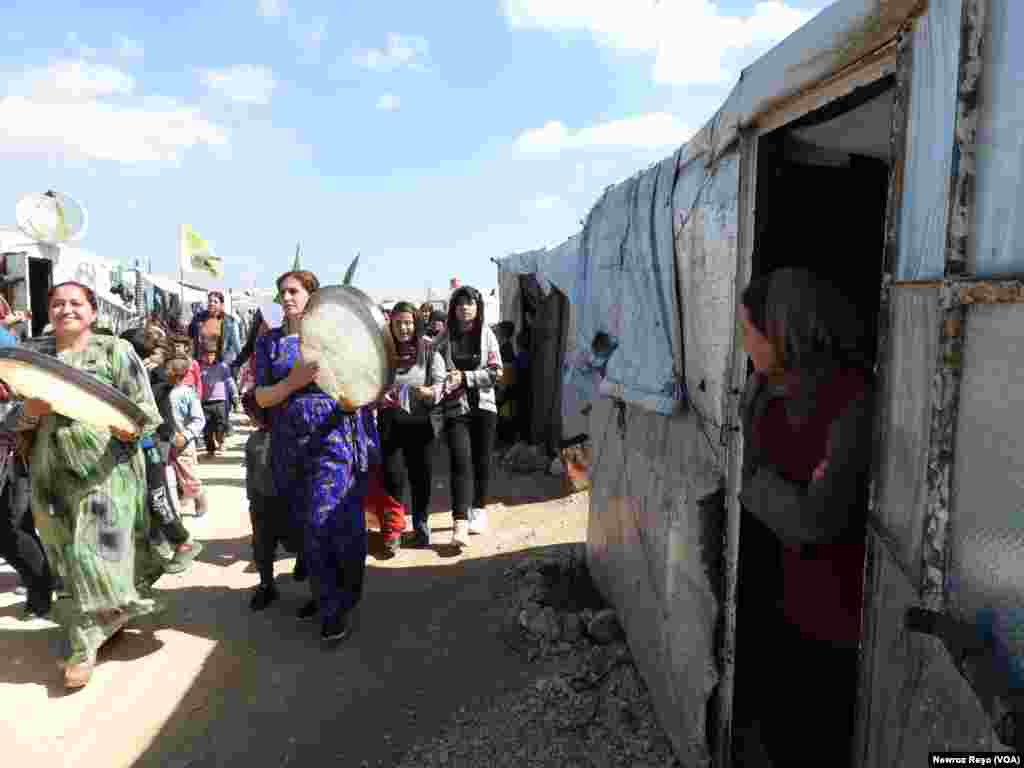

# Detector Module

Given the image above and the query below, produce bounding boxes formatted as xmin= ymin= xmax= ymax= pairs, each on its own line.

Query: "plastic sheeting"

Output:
xmin=949 ymin=303 xmax=1024 ymax=689
xmin=679 ymin=0 xmax=923 ymax=168
xmin=574 ymin=155 xmax=685 ymax=415
xmin=586 ymin=398 xmax=722 ymax=766
xmin=499 ymin=235 xmax=580 ymax=299
xmin=895 ymin=0 xmax=962 ymax=281
xmin=673 ymin=153 xmax=739 ymax=427
xmin=969 ymin=0 xmax=1024 ymax=277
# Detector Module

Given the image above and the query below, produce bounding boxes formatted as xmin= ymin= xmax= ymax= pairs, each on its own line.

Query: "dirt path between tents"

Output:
xmin=0 ymin=415 xmax=673 ymax=768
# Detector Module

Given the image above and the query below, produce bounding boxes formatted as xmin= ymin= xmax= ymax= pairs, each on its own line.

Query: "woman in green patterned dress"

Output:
xmin=9 ymin=281 xmax=165 ymax=689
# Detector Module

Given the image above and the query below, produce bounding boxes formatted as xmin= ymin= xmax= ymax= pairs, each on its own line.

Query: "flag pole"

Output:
xmin=177 ymin=224 xmax=185 ymax=307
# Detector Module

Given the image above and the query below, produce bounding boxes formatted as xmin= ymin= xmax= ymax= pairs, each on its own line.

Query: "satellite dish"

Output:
xmin=15 ymin=190 xmax=88 ymax=244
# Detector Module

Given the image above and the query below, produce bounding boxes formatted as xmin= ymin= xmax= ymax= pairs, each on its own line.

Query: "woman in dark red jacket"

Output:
xmin=734 ymin=268 xmax=874 ymax=765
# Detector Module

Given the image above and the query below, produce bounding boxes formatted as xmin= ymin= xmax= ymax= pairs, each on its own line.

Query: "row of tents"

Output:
xmin=497 ymin=0 xmax=1024 ymax=764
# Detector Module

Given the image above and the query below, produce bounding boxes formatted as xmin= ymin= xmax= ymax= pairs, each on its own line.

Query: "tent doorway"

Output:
xmin=731 ymin=77 xmax=894 ymax=764
xmin=28 ymin=256 xmax=52 ymax=337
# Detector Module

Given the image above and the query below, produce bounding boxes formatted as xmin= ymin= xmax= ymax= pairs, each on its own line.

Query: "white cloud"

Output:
xmin=376 ymin=93 xmax=401 ymax=112
xmin=517 ymin=112 xmax=691 ymax=153
xmin=118 ymin=37 xmax=145 ymax=59
xmin=0 ymin=97 xmax=227 ymax=164
xmin=201 ymin=65 xmax=278 ymax=105
xmin=258 ymin=0 xmax=287 ymax=20
xmin=7 ymin=60 xmax=135 ymax=102
xmin=354 ymin=33 xmax=430 ymax=72
xmin=0 ymin=59 xmax=226 ymax=165
xmin=502 ymin=0 xmax=819 ymax=85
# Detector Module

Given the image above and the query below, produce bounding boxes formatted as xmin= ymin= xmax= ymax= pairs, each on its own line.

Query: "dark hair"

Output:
xmin=166 ymin=356 xmax=191 ymax=377
xmin=447 ymin=285 xmax=485 ymax=344
xmin=740 ymin=274 xmax=772 ymax=336
xmin=390 ymin=301 xmax=422 ymax=343
xmin=208 ymin=291 xmax=225 ymax=303
xmin=429 ymin=310 xmax=446 ymax=324
xmin=276 ymin=270 xmax=320 ymax=295
xmin=48 ymin=281 xmax=98 ymax=311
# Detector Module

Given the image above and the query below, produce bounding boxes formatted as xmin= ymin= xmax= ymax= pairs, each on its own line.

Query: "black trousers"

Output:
xmin=202 ymin=400 xmax=228 ymax=452
xmin=144 ymin=444 xmax=190 ymax=547
xmin=733 ymin=506 xmax=859 ymax=765
xmin=0 ymin=463 xmax=52 ymax=612
xmin=379 ymin=414 xmax=435 ymax=527
xmin=445 ymin=409 xmax=497 ymax=521
xmin=249 ymin=492 xmax=299 ymax=587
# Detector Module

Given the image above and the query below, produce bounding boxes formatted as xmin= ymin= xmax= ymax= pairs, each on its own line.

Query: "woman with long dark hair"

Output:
xmin=436 ymin=286 xmax=502 ymax=548
xmin=252 ymin=270 xmax=378 ymax=644
xmin=376 ymin=301 xmax=445 ymax=552
xmin=733 ymin=268 xmax=873 ymax=764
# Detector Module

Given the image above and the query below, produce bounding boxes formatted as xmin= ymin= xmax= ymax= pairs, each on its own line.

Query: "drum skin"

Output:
xmin=0 ymin=347 xmax=147 ymax=434
xmin=300 ymin=285 xmax=395 ymax=410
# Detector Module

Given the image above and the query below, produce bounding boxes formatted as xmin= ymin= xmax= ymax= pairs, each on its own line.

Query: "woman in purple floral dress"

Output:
xmin=252 ymin=270 xmax=378 ymax=645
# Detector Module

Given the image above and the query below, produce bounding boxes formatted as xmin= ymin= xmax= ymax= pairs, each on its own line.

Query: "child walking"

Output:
xmin=170 ymin=334 xmax=203 ymax=398
xmin=199 ymin=345 xmax=239 ymax=457
xmin=165 ymin=357 xmax=209 ymax=519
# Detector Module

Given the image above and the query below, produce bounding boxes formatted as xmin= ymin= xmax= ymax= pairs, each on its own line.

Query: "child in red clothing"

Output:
xmin=170 ymin=334 xmax=203 ymax=399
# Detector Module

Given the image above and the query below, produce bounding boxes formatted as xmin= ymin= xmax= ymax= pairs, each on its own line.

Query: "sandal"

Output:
xmin=63 ymin=660 xmax=94 ymax=689
xmin=165 ymin=540 xmax=203 ymax=574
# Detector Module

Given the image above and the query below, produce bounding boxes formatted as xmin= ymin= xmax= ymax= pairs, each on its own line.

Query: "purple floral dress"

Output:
xmin=253 ymin=328 xmax=379 ymax=620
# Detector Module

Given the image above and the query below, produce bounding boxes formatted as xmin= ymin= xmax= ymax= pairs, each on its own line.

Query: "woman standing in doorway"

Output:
xmin=252 ymin=270 xmax=378 ymax=644
xmin=436 ymin=286 xmax=502 ymax=548
xmin=734 ymin=267 xmax=873 ymax=764
xmin=8 ymin=282 xmax=164 ymax=688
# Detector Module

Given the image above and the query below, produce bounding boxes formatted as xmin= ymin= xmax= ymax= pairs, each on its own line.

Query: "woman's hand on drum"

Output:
xmin=173 ymin=432 xmax=187 ymax=451
xmin=287 ymin=359 xmax=319 ymax=390
xmin=414 ymin=385 xmax=434 ymax=403
xmin=24 ymin=398 xmax=52 ymax=418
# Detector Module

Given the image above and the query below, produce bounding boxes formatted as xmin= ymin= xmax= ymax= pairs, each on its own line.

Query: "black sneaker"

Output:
xmin=249 ymin=584 xmax=279 ymax=611
xmin=412 ymin=521 xmax=431 ymax=549
xmin=297 ymin=599 xmax=318 ymax=620
xmin=321 ymin=613 xmax=351 ymax=645
xmin=382 ymin=537 xmax=401 ymax=559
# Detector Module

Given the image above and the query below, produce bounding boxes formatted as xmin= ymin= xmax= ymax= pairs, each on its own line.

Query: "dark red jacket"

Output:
xmin=740 ymin=367 xmax=874 ymax=647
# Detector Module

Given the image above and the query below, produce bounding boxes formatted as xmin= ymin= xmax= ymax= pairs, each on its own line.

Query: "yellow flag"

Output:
xmin=178 ymin=224 xmax=223 ymax=278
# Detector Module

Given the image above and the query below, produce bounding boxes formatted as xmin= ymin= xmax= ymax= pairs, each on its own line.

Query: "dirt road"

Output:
xmin=0 ymin=416 xmax=588 ymax=768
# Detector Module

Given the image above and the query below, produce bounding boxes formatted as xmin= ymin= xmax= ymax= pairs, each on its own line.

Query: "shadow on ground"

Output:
xmin=133 ymin=544 xmax=573 ymax=767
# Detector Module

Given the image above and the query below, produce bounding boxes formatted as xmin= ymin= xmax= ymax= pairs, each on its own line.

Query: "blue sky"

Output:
xmin=0 ymin=0 xmax=826 ymax=302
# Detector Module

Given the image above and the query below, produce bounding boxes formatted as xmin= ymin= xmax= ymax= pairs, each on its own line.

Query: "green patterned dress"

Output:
xmin=13 ymin=334 xmax=165 ymax=666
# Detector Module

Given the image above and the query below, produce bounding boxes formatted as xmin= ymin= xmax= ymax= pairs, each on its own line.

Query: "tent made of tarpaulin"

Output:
xmin=503 ymin=0 xmax=1024 ymax=765
xmin=497 ymin=235 xmax=586 ymax=452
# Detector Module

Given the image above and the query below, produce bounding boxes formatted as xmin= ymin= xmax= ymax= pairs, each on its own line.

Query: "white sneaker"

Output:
xmin=452 ymin=520 xmax=470 ymax=547
xmin=469 ymin=508 xmax=488 ymax=534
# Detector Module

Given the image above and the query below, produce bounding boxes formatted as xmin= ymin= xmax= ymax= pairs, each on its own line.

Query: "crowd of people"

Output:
xmin=0 ymin=270 xmax=523 ymax=686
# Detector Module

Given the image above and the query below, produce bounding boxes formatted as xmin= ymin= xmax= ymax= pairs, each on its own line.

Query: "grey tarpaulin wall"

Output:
xmin=585 ymin=146 xmax=739 ymax=765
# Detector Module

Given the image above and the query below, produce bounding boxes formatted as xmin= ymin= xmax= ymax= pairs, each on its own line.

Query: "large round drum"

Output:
xmin=300 ymin=285 xmax=395 ymax=410
xmin=0 ymin=347 xmax=148 ymax=435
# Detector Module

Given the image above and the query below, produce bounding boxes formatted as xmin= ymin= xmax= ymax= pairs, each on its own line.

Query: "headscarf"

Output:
xmin=751 ymin=268 xmax=867 ymax=426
